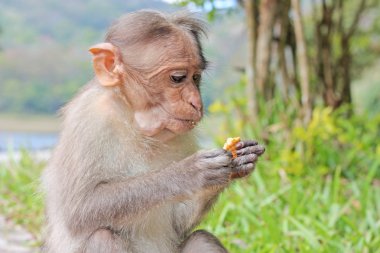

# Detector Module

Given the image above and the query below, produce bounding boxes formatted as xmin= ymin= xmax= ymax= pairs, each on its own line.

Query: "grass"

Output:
xmin=1 ymin=151 xmax=379 ymax=252
xmin=203 ymin=161 xmax=380 ymax=252
xmin=0 ymin=150 xmax=44 ymax=244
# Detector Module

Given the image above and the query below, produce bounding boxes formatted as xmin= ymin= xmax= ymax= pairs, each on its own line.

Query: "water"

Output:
xmin=0 ymin=131 xmax=58 ymax=151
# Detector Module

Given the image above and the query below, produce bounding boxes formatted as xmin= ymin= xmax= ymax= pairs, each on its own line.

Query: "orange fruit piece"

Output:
xmin=223 ymin=137 xmax=241 ymax=159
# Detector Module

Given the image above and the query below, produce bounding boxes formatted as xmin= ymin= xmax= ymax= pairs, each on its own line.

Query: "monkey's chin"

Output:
xmin=152 ymin=123 xmax=196 ymax=142
xmin=152 ymin=129 xmax=178 ymax=142
xmin=134 ymin=117 xmax=196 ymax=142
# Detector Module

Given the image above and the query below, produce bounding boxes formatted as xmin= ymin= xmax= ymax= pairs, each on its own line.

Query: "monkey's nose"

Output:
xmin=189 ymin=100 xmax=203 ymax=119
xmin=185 ymin=90 xmax=203 ymax=119
xmin=190 ymin=100 xmax=202 ymax=111
xmin=188 ymin=95 xmax=202 ymax=111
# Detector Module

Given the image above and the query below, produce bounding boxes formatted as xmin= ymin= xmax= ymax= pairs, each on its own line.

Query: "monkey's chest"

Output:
xmin=126 ymin=204 xmax=180 ymax=253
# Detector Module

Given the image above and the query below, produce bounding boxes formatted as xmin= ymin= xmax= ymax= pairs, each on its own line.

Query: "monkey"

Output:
xmin=42 ymin=10 xmax=265 ymax=253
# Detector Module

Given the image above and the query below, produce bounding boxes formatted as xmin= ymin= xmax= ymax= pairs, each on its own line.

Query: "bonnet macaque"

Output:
xmin=42 ymin=10 xmax=265 ymax=253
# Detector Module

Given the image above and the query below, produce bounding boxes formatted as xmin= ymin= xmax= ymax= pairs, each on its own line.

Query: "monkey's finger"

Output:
xmin=232 ymin=154 xmax=257 ymax=167
xmin=231 ymin=163 xmax=255 ymax=179
xmin=204 ymin=167 xmax=232 ymax=186
xmin=201 ymin=149 xmax=231 ymax=158
xmin=236 ymin=145 xmax=265 ymax=156
xmin=236 ymin=140 xmax=258 ymax=150
xmin=206 ymin=153 xmax=232 ymax=168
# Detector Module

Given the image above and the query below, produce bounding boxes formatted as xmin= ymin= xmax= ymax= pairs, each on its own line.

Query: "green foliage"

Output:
xmin=202 ymin=164 xmax=380 ymax=252
xmin=290 ymin=107 xmax=380 ymax=177
xmin=0 ymin=150 xmax=44 ymax=243
xmin=203 ymin=76 xmax=380 ymax=252
xmin=209 ymin=84 xmax=380 ymax=177
xmin=175 ymin=0 xmax=217 ymax=20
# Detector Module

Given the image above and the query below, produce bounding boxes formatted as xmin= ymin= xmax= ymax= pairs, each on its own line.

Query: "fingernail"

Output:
xmin=255 ymin=146 xmax=265 ymax=154
xmin=236 ymin=142 xmax=243 ymax=149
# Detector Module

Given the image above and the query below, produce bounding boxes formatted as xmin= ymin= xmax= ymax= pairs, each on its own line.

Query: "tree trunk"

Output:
xmin=255 ymin=0 xmax=278 ymax=96
xmin=315 ymin=1 xmax=339 ymax=108
xmin=339 ymin=0 xmax=367 ymax=106
xmin=291 ymin=0 xmax=312 ymax=123
xmin=315 ymin=0 xmax=367 ymax=109
xmin=277 ymin=0 xmax=291 ymax=101
xmin=244 ymin=0 xmax=258 ymax=123
xmin=340 ymin=37 xmax=352 ymax=105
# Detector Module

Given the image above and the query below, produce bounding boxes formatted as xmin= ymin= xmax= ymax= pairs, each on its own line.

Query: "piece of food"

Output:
xmin=223 ymin=137 xmax=241 ymax=159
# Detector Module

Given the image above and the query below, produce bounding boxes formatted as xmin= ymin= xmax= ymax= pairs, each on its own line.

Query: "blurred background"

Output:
xmin=0 ymin=0 xmax=379 ymax=252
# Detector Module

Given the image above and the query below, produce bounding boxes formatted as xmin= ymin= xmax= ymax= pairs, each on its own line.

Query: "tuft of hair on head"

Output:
xmin=104 ymin=9 xmax=209 ymax=70
xmin=168 ymin=10 xmax=208 ymax=39
xmin=169 ymin=10 xmax=209 ymax=69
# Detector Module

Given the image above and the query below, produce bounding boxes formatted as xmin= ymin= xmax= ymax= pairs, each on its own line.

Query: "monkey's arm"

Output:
xmin=173 ymin=187 xmax=222 ymax=236
xmin=65 ymin=150 xmax=232 ymax=234
xmin=173 ymin=140 xmax=266 ymax=235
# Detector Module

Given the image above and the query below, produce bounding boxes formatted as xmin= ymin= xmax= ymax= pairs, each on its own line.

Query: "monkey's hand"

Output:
xmin=230 ymin=140 xmax=265 ymax=179
xmin=179 ymin=149 xmax=233 ymax=191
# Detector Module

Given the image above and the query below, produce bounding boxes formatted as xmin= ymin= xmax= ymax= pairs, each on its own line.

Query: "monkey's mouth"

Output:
xmin=160 ymin=105 xmax=202 ymax=130
xmin=165 ymin=118 xmax=200 ymax=134
xmin=174 ymin=118 xmax=199 ymax=127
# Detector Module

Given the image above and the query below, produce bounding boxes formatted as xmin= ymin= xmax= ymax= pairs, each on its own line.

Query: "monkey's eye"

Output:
xmin=170 ymin=72 xmax=187 ymax=84
xmin=193 ymin=74 xmax=202 ymax=84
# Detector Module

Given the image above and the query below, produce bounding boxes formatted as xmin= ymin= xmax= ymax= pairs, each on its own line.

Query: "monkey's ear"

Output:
xmin=89 ymin=43 xmax=124 ymax=87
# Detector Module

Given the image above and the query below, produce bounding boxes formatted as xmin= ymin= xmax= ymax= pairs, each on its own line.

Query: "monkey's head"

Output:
xmin=89 ymin=10 xmax=207 ymax=142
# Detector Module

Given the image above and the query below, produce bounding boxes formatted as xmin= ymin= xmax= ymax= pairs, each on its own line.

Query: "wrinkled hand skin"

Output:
xmin=230 ymin=140 xmax=265 ymax=179
xmin=180 ymin=140 xmax=265 ymax=192
xmin=181 ymin=149 xmax=233 ymax=191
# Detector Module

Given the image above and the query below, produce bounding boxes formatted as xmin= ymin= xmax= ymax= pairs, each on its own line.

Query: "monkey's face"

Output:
xmin=132 ymin=44 xmax=205 ymax=140
xmin=90 ymin=29 xmax=206 ymax=141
